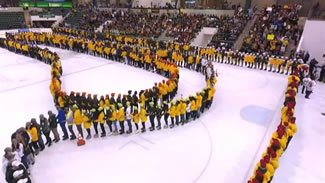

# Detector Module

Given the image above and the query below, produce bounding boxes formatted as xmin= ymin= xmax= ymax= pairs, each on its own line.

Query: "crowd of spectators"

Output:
xmin=102 ymin=10 xmax=168 ymax=38
xmin=165 ymin=14 xmax=218 ymax=43
xmin=78 ymin=9 xmax=111 ymax=31
xmin=242 ymin=4 xmax=302 ymax=55
xmin=208 ymin=8 xmax=249 ymax=49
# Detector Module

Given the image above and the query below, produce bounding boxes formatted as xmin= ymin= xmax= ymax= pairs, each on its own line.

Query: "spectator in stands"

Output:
xmin=208 ymin=10 xmax=248 ymax=48
xmin=243 ymin=4 xmax=301 ymax=56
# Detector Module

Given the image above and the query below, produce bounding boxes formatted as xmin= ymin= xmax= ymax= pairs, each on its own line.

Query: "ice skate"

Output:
xmin=164 ymin=125 xmax=168 ymax=129
xmin=170 ymin=124 xmax=174 ymax=128
xmin=149 ymin=127 xmax=155 ymax=131
xmin=156 ymin=126 xmax=161 ymax=130
xmin=94 ymin=134 xmax=99 ymax=138
xmin=86 ymin=135 xmax=92 ymax=139
xmin=126 ymin=130 xmax=132 ymax=134
xmin=100 ymin=133 xmax=106 ymax=137
xmin=141 ymin=128 xmax=146 ymax=133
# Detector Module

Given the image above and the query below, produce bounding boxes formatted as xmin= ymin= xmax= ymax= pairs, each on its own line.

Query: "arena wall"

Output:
xmin=297 ymin=20 xmax=325 ymax=65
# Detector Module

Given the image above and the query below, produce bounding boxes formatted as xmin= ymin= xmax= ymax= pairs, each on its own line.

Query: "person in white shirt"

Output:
xmin=125 ymin=102 xmax=133 ymax=134
xmin=2 ymin=147 xmax=20 ymax=175
xmin=303 ymin=76 xmax=317 ymax=99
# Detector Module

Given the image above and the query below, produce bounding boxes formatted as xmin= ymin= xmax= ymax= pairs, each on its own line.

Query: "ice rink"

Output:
xmin=0 ymin=47 xmax=324 ymax=183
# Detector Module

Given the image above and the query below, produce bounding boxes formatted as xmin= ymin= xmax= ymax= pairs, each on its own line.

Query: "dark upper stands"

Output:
xmin=0 ymin=12 xmax=26 ymax=30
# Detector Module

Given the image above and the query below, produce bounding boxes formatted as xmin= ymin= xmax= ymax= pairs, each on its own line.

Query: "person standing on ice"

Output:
xmin=25 ymin=122 xmax=39 ymax=155
xmin=48 ymin=111 xmax=60 ymax=143
xmin=140 ymin=104 xmax=147 ymax=133
xmin=30 ymin=118 xmax=45 ymax=151
xmin=117 ymin=103 xmax=125 ymax=135
xmin=66 ymin=107 xmax=76 ymax=140
xmin=148 ymin=102 xmax=156 ymax=131
xmin=131 ymin=106 xmax=140 ymax=133
xmin=73 ymin=105 xmax=84 ymax=138
xmin=162 ymin=101 xmax=169 ymax=128
xmin=39 ymin=114 xmax=52 ymax=147
xmin=97 ymin=107 xmax=106 ymax=137
xmin=91 ymin=103 xmax=100 ymax=138
xmin=125 ymin=102 xmax=133 ymax=134
xmin=110 ymin=105 xmax=118 ymax=135
xmin=169 ymin=102 xmax=176 ymax=128
xmin=56 ymin=107 xmax=69 ymax=140
xmin=304 ymin=76 xmax=316 ymax=99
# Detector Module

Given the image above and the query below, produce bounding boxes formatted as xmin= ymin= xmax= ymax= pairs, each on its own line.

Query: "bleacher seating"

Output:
xmin=63 ymin=9 xmax=84 ymax=28
xmin=0 ymin=12 xmax=26 ymax=30
xmin=48 ymin=8 xmax=70 ymax=16
xmin=208 ymin=13 xmax=248 ymax=48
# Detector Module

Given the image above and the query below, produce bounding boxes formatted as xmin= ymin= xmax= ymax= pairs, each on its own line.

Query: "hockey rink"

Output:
xmin=0 ymin=47 xmax=324 ymax=183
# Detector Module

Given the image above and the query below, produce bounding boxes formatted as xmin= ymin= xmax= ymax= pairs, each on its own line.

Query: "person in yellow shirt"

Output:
xmin=190 ymin=96 xmax=197 ymax=120
xmin=131 ymin=106 xmax=140 ymax=133
xmin=25 ymin=122 xmax=40 ymax=154
xmin=187 ymin=55 xmax=194 ymax=69
xmin=109 ymin=105 xmax=118 ymax=135
xmin=180 ymin=99 xmax=187 ymax=125
xmin=73 ymin=105 xmax=84 ymax=138
xmin=207 ymin=87 xmax=216 ymax=109
xmin=169 ymin=101 xmax=176 ymax=128
xmin=140 ymin=104 xmax=147 ymax=132
xmin=83 ymin=110 xmax=92 ymax=139
xmin=196 ymin=92 xmax=203 ymax=117
xmin=97 ymin=107 xmax=107 ymax=137
xmin=117 ymin=103 xmax=125 ymax=134
xmin=268 ymin=56 xmax=276 ymax=72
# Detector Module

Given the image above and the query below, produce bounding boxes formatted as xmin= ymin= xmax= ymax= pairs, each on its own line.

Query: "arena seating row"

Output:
xmin=63 ymin=9 xmax=84 ymax=28
xmin=0 ymin=12 xmax=25 ymax=30
xmin=208 ymin=13 xmax=249 ymax=49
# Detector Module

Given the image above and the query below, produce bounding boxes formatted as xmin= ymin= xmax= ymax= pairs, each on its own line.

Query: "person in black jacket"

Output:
xmin=132 ymin=91 xmax=139 ymax=110
xmin=48 ymin=111 xmax=60 ymax=143
xmin=105 ymin=107 xmax=113 ymax=134
xmin=163 ymin=101 xmax=169 ymax=129
xmin=8 ymin=161 xmax=31 ymax=183
xmin=156 ymin=104 xmax=163 ymax=130
xmin=39 ymin=114 xmax=52 ymax=147
xmin=127 ymin=90 xmax=133 ymax=111
xmin=86 ymin=94 xmax=94 ymax=112
xmin=148 ymin=102 xmax=156 ymax=131
xmin=92 ymin=107 xmax=100 ymax=138
xmin=318 ymin=65 xmax=325 ymax=82
xmin=110 ymin=93 xmax=116 ymax=109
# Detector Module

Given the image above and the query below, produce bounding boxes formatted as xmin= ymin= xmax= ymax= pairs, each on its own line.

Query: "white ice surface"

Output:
xmin=0 ymin=47 xmax=324 ymax=183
